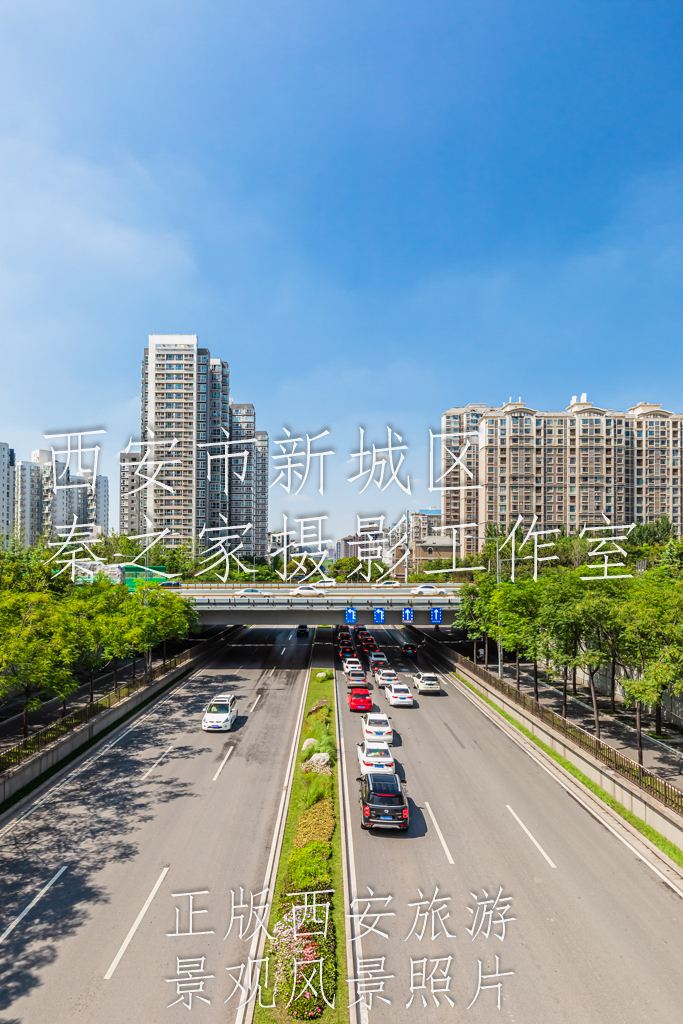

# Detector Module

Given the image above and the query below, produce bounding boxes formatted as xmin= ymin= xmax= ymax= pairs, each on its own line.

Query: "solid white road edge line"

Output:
xmin=335 ymin=666 xmax=368 ymax=1024
xmin=140 ymin=744 xmax=174 ymax=781
xmin=506 ymin=804 xmax=557 ymax=868
xmin=424 ymin=802 xmax=455 ymax=865
xmin=0 ymin=864 xmax=68 ymax=944
xmin=249 ymin=694 xmax=262 ymax=714
xmin=212 ymin=746 xmax=234 ymax=782
xmin=449 ymin=670 xmax=683 ymax=901
xmin=237 ymin=633 xmax=315 ymax=1024
xmin=104 ymin=866 xmax=170 ymax=979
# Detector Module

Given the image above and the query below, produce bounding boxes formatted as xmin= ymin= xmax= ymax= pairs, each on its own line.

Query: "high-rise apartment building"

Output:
xmin=440 ymin=395 xmax=682 ymax=551
xmin=409 ymin=508 xmax=441 ymax=544
xmin=93 ymin=476 xmax=109 ymax=535
xmin=135 ymin=334 xmax=268 ymax=551
xmin=14 ymin=450 xmax=108 ymax=546
xmin=119 ymin=453 xmax=143 ymax=535
xmin=0 ymin=444 xmax=15 ymax=547
xmin=14 ymin=460 xmax=43 ymax=547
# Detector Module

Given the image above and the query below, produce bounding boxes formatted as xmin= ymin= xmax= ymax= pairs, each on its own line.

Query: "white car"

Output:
xmin=233 ymin=588 xmax=269 ymax=597
xmin=361 ymin=713 xmax=393 ymax=745
xmin=316 ymin=579 xmax=337 ymax=587
xmin=343 ymin=657 xmax=363 ymax=674
xmin=411 ymin=584 xmax=449 ymax=596
xmin=372 ymin=580 xmax=401 ymax=588
xmin=356 ymin=740 xmax=396 ymax=776
xmin=290 ymin=584 xmax=325 ymax=596
xmin=412 ymin=672 xmax=442 ymax=695
xmin=368 ymin=652 xmax=388 ymax=668
xmin=375 ymin=668 xmax=398 ymax=688
xmin=202 ymin=693 xmax=238 ymax=731
xmin=385 ymin=683 xmax=414 ymax=707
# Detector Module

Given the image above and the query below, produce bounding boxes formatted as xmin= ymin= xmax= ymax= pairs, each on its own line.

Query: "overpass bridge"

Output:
xmin=181 ymin=583 xmax=463 ymax=626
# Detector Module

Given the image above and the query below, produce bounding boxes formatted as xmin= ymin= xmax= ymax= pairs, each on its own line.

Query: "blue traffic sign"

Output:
xmin=402 ymin=607 xmax=414 ymax=624
xmin=430 ymin=607 xmax=443 ymax=624
xmin=373 ymin=607 xmax=386 ymax=624
xmin=345 ymin=607 xmax=357 ymax=624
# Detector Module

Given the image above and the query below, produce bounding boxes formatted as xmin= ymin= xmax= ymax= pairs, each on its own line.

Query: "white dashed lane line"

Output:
xmin=506 ymin=804 xmax=557 ymax=868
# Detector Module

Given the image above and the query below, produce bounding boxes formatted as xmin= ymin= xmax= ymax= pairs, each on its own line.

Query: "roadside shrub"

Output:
xmin=304 ymin=774 xmax=330 ymax=808
xmin=295 ymin=796 xmax=334 ymax=847
xmin=270 ymin=907 xmax=336 ymax=1018
xmin=283 ymin=841 xmax=331 ymax=895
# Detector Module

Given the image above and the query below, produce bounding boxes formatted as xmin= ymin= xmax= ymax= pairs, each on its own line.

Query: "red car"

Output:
xmin=348 ymin=688 xmax=373 ymax=712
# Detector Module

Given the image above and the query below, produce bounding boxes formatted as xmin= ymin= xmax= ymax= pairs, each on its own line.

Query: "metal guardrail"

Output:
xmin=0 ymin=627 xmax=239 ymax=776
xmin=412 ymin=628 xmax=683 ymax=820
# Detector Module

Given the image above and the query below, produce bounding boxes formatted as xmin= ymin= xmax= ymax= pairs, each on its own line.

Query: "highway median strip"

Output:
xmin=254 ymin=668 xmax=346 ymax=1024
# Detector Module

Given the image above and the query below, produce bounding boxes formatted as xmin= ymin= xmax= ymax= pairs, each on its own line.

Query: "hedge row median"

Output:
xmin=254 ymin=668 xmax=347 ymax=1024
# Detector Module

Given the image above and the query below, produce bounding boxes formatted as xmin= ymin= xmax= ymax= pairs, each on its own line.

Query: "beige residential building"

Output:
xmin=440 ymin=395 xmax=682 ymax=552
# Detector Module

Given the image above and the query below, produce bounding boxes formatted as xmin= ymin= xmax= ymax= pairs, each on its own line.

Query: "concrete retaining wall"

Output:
xmin=0 ymin=628 xmax=242 ymax=806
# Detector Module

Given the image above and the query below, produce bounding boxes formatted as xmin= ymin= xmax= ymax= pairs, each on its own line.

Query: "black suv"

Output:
xmin=358 ymin=773 xmax=409 ymax=831
xmin=296 ymin=624 xmax=309 ymax=637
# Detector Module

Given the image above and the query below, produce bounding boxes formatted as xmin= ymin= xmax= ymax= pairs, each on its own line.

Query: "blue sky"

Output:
xmin=1 ymin=1 xmax=683 ymax=535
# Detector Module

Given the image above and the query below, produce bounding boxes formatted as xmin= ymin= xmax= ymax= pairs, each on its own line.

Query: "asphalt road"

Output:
xmin=0 ymin=626 xmax=313 ymax=1024
xmin=337 ymin=625 xmax=683 ymax=1023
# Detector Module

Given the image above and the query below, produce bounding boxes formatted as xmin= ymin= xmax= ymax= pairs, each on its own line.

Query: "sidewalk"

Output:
xmin=423 ymin=631 xmax=683 ymax=789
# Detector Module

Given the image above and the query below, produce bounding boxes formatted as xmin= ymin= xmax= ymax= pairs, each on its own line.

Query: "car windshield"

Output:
xmin=207 ymin=703 xmax=231 ymax=714
xmin=394 ymin=687 xmax=410 ymax=694
xmin=368 ymin=717 xmax=388 ymax=726
xmin=367 ymin=747 xmax=389 ymax=758
xmin=423 ymin=676 xmax=438 ymax=683
xmin=368 ymin=778 xmax=401 ymax=794
xmin=369 ymin=793 xmax=403 ymax=806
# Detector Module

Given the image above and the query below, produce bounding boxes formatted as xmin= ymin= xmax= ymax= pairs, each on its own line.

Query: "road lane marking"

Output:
xmin=449 ymin=670 xmax=683 ymax=902
xmin=335 ymin=668 xmax=369 ymax=1024
xmin=0 ymin=864 xmax=68 ymax=944
xmin=281 ymin=647 xmax=286 ymax=654
xmin=506 ymin=805 xmax=557 ymax=868
xmin=212 ymin=746 xmax=234 ymax=781
xmin=0 ymin=631 xmax=245 ymax=840
xmin=140 ymin=744 xmax=174 ymax=781
xmin=249 ymin=694 xmax=262 ymax=713
xmin=104 ymin=866 xmax=169 ymax=979
xmin=424 ymin=802 xmax=455 ymax=865
xmin=234 ymin=648 xmax=313 ymax=1024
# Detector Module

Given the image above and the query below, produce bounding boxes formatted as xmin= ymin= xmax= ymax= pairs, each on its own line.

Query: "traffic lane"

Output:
xmin=397 ymin=679 xmax=683 ymax=1022
xmin=0 ymin=628 xmax=310 ymax=1023
xmin=340 ymin=652 xmax=683 ymax=1022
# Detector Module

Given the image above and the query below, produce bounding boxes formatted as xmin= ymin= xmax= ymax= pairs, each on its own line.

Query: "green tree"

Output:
xmin=620 ymin=570 xmax=683 ymax=756
xmin=129 ymin=583 xmax=198 ymax=678
xmin=0 ymin=592 xmax=81 ymax=736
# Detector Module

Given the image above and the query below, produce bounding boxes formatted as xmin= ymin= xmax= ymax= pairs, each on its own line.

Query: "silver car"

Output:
xmin=412 ymin=672 xmax=442 ymax=695
xmin=375 ymin=668 xmax=398 ymax=688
